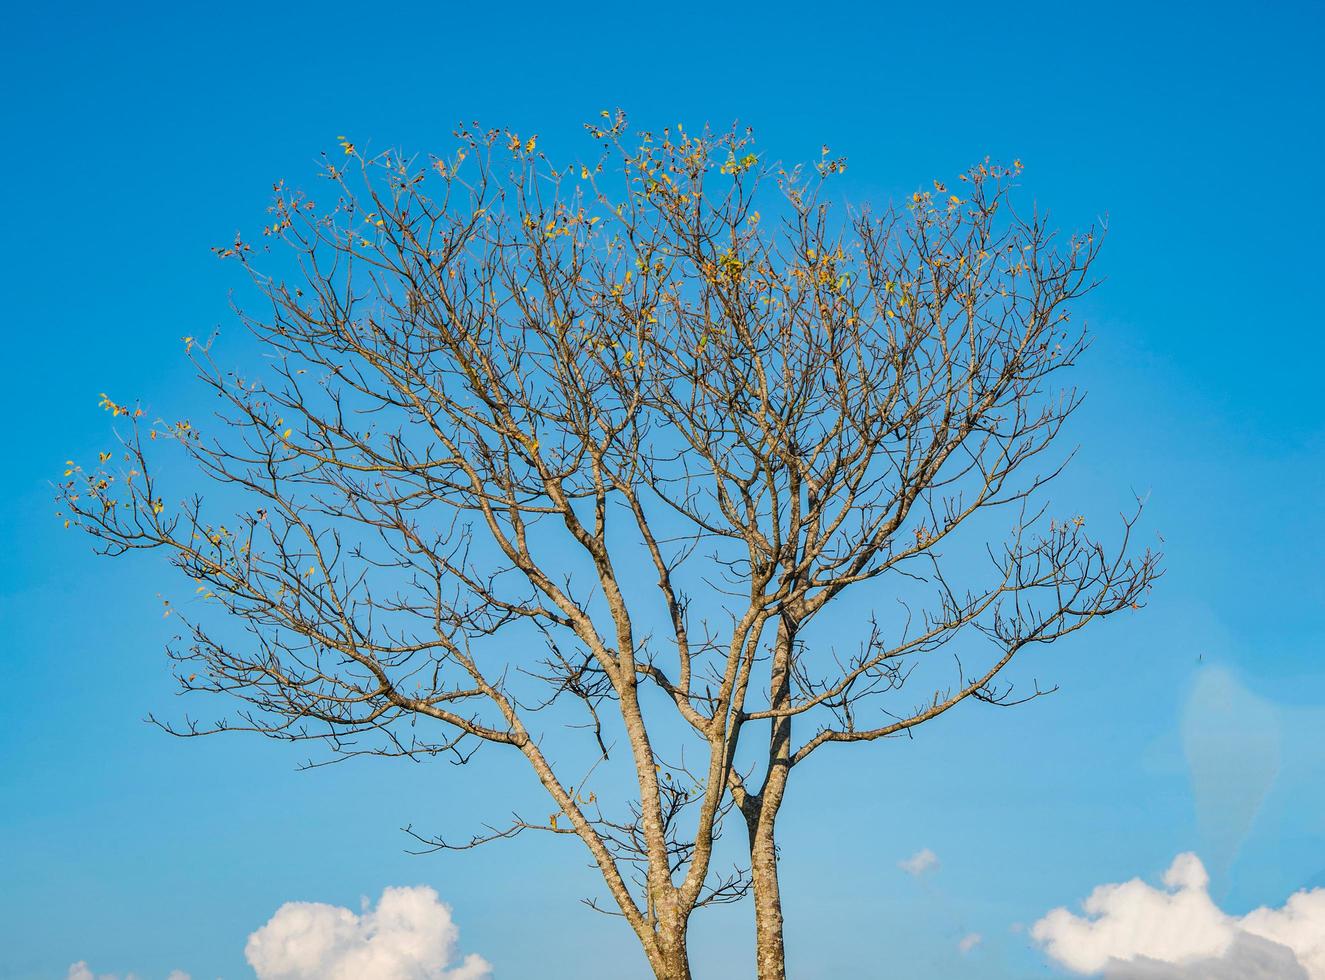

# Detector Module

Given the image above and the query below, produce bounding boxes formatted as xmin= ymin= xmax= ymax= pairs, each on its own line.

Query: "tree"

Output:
xmin=59 ymin=113 xmax=1159 ymax=980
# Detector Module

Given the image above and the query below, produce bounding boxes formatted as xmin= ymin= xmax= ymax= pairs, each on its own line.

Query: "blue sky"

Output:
xmin=1 ymin=1 xmax=1322 ymax=977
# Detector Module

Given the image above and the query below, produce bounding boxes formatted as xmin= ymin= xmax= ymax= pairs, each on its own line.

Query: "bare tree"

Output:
xmin=59 ymin=113 xmax=1159 ymax=980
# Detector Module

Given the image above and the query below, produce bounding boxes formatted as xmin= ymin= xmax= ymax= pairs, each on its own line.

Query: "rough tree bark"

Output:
xmin=749 ymin=816 xmax=787 ymax=980
xmin=741 ymin=619 xmax=795 ymax=979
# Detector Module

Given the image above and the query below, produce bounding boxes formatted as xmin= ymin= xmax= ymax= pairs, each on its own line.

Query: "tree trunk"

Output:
xmin=750 ymin=817 xmax=787 ymax=980
xmin=746 ymin=616 xmax=794 ymax=980
xmin=651 ymin=925 xmax=693 ymax=980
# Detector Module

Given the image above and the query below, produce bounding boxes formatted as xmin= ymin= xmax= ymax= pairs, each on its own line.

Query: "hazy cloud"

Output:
xmin=1182 ymin=666 xmax=1282 ymax=877
xmin=245 ymin=885 xmax=491 ymax=980
xmin=958 ymin=933 xmax=982 ymax=954
xmin=1032 ymin=853 xmax=1325 ymax=978
xmin=899 ymin=848 xmax=939 ymax=876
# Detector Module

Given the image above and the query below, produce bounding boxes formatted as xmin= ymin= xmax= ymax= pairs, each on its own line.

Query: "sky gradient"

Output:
xmin=2 ymin=1 xmax=1322 ymax=977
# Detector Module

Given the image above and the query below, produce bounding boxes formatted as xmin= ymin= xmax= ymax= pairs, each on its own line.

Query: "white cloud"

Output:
xmin=66 ymin=964 xmax=186 ymax=980
xmin=1032 ymin=853 xmax=1325 ymax=978
xmin=899 ymin=848 xmax=939 ymax=876
xmin=958 ymin=933 xmax=982 ymax=954
xmin=245 ymin=885 xmax=491 ymax=980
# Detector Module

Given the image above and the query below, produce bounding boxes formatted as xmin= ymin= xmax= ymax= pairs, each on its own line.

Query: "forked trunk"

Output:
xmin=650 ymin=926 xmax=693 ymax=980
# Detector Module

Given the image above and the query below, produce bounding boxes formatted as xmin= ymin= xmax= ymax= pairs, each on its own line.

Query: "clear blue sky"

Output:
xmin=2 ymin=2 xmax=1322 ymax=977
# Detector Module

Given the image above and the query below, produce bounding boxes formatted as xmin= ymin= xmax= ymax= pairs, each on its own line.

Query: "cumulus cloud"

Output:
xmin=245 ymin=885 xmax=491 ymax=980
xmin=1032 ymin=853 xmax=1325 ymax=978
xmin=1101 ymin=933 xmax=1306 ymax=980
xmin=899 ymin=848 xmax=939 ymax=876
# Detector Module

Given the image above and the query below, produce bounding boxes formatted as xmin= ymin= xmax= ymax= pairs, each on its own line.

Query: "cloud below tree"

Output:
xmin=1032 ymin=853 xmax=1325 ymax=978
xmin=244 ymin=885 xmax=491 ymax=980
